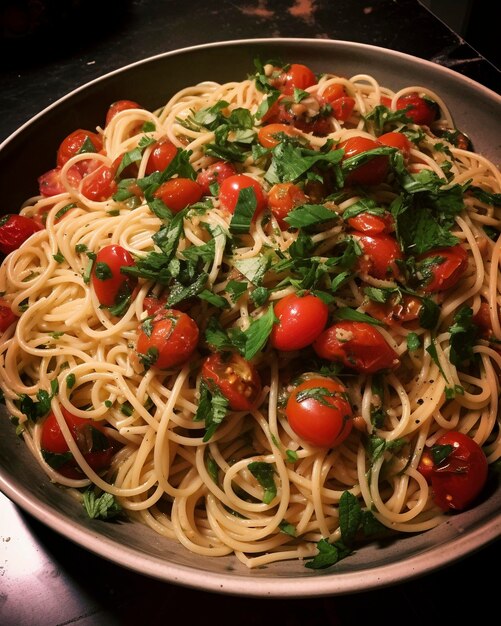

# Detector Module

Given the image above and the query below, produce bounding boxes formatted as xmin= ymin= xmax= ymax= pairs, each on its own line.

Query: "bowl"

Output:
xmin=0 ymin=38 xmax=500 ymax=597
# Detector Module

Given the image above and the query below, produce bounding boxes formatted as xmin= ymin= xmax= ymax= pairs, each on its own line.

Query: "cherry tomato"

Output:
xmin=346 ymin=211 xmax=394 ymax=234
xmin=136 ymin=309 xmax=199 ymax=369
xmin=153 ymin=177 xmax=203 ymax=213
xmin=38 ymin=166 xmax=82 ymax=197
xmin=340 ymin=137 xmax=389 ymax=186
xmin=355 ymin=232 xmax=403 ymax=280
xmin=422 ymin=431 xmax=488 ymax=511
xmin=218 ymin=174 xmax=267 ymax=217
xmin=378 ymin=131 xmax=412 ymax=159
xmin=105 ymin=99 xmax=143 ymax=126
xmin=143 ymin=293 xmax=168 ymax=317
xmin=91 ymin=244 xmax=137 ymax=309
xmin=264 ymin=97 xmax=332 ymax=136
xmin=285 ymin=376 xmax=353 ymax=448
xmin=80 ymin=164 xmax=117 ymax=201
xmin=145 ymin=138 xmax=178 ymax=174
xmin=273 ymin=63 xmax=317 ymax=95
xmin=270 ymin=292 xmax=328 ymax=351
xmin=0 ymin=214 xmax=43 ymax=255
xmin=195 ymin=161 xmax=238 ymax=195
xmin=41 ymin=406 xmax=114 ymax=479
xmin=268 ymin=182 xmax=307 ymax=229
xmin=416 ymin=244 xmax=468 ymax=293
xmin=321 ymin=83 xmax=347 ymax=103
xmin=201 ymin=352 xmax=262 ymax=411
xmin=56 ymin=129 xmax=103 ymax=175
xmin=396 ymin=93 xmax=439 ymax=126
xmin=380 ymin=95 xmax=393 ymax=108
xmin=364 ymin=293 xmax=422 ymax=326
xmin=0 ymin=299 xmax=18 ymax=332
xmin=472 ymin=301 xmax=494 ymax=336
xmin=417 ymin=449 xmax=435 ymax=483
xmin=313 ymin=321 xmax=399 ymax=373
xmin=258 ymin=123 xmax=301 ymax=149
xmin=322 ymin=85 xmax=356 ymax=122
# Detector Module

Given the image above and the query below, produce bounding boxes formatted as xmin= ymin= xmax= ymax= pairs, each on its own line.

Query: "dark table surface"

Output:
xmin=0 ymin=1 xmax=500 ymax=625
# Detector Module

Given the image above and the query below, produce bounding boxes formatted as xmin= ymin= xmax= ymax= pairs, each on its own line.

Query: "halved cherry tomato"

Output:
xmin=136 ymin=309 xmax=199 ymax=369
xmin=270 ymin=292 xmax=328 ymax=351
xmin=201 ymin=352 xmax=262 ymax=411
xmin=38 ymin=166 xmax=82 ymax=197
xmin=195 ymin=161 xmax=238 ymax=195
xmin=420 ymin=431 xmax=488 ymax=511
xmin=0 ymin=214 xmax=43 ymax=255
xmin=355 ymin=232 xmax=403 ymax=280
xmin=330 ymin=96 xmax=356 ymax=122
xmin=417 ymin=449 xmax=435 ymax=483
xmin=313 ymin=321 xmax=399 ymax=373
xmin=218 ymin=174 xmax=267 ymax=216
xmin=0 ymin=299 xmax=18 ymax=332
xmin=264 ymin=96 xmax=332 ymax=136
xmin=396 ymin=93 xmax=439 ymax=126
xmin=321 ymin=83 xmax=347 ymax=103
xmin=346 ymin=211 xmax=394 ymax=234
xmin=364 ymin=293 xmax=422 ymax=326
xmin=340 ymin=137 xmax=389 ymax=186
xmin=153 ymin=177 xmax=203 ymax=213
xmin=105 ymin=99 xmax=143 ymax=126
xmin=379 ymin=131 xmax=412 ymax=159
xmin=416 ymin=244 xmax=468 ymax=293
xmin=91 ymin=244 xmax=137 ymax=309
xmin=285 ymin=376 xmax=353 ymax=448
xmin=80 ymin=164 xmax=117 ymax=201
xmin=41 ymin=406 xmax=114 ymax=479
xmin=472 ymin=301 xmax=494 ymax=336
xmin=272 ymin=63 xmax=317 ymax=95
xmin=145 ymin=138 xmax=178 ymax=175
xmin=268 ymin=182 xmax=307 ymax=229
xmin=56 ymin=129 xmax=103 ymax=175
xmin=258 ymin=123 xmax=301 ymax=149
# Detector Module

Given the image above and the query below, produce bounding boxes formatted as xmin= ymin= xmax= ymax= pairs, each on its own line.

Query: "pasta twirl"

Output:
xmin=0 ymin=60 xmax=500 ymax=570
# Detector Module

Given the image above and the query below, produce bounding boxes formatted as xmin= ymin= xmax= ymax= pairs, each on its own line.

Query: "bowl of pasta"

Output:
xmin=0 ymin=38 xmax=500 ymax=597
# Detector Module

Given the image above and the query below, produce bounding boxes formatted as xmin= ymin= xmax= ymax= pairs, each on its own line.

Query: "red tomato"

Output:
xmin=417 ymin=449 xmax=435 ymax=483
xmin=195 ymin=161 xmax=238 ymax=195
xmin=105 ymin=99 xmax=143 ymax=126
xmin=472 ymin=301 xmax=494 ymax=336
xmin=145 ymin=138 xmax=178 ymax=174
xmin=153 ymin=178 xmax=203 ymax=213
xmin=355 ymin=232 xmax=403 ymax=280
xmin=273 ymin=63 xmax=317 ymax=95
xmin=264 ymin=96 xmax=332 ymax=136
xmin=378 ymin=131 xmax=412 ymax=159
xmin=330 ymin=96 xmax=356 ymax=122
xmin=143 ymin=293 xmax=168 ymax=317
xmin=268 ymin=182 xmax=307 ymax=229
xmin=346 ymin=211 xmax=394 ymax=234
xmin=364 ymin=294 xmax=422 ymax=326
xmin=322 ymin=83 xmax=347 ymax=103
xmin=340 ymin=137 xmax=389 ymax=185
xmin=258 ymin=123 xmax=301 ymax=149
xmin=201 ymin=352 xmax=262 ymax=411
xmin=80 ymin=164 xmax=117 ymax=201
xmin=56 ymin=129 xmax=103 ymax=175
xmin=423 ymin=431 xmax=488 ymax=511
xmin=416 ymin=244 xmax=468 ymax=293
xmin=38 ymin=166 xmax=82 ymax=197
xmin=136 ymin=309 xmax=199 ymax=369
xmin=0 ymin=299 xmax=18 ymax=332
xmin=313 ymin=321 xmax=399 ymax=373
xmin=380 ymin=95 xmax=393 ymax=108
xmin=0 ymin=214 xmax=43 ymax=255
xmin=218 ymin=174 xmax=267 ymax=216
xmin=270 ymin=293 xmax=328 ymax=351
xmin=41 ymin=406 xmax=114 ymax=479
xmin=285 ymin=376 xmax=353 ymax=448
xmin=91 ymin=244 xmax=137 ymax=309
xmin=396 ymin=93 xmax=439 ymax=126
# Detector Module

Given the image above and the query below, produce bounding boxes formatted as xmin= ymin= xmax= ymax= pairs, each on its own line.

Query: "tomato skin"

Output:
xmin=285 ymin=376 xmax=353 ymax=448
xmin=270 ymin=293 xmax=329 ymax=351
xmin=321 ymin=84 xmax=355 ymax=121
xmin=41 ymin=406 xmax=114 ymax=479
xmin=423 ymin=431 xmax=488 ymax=511
xmin=218 ymin=174 xmax=267 ymax=216
xmin=153 ymin=177 xmax=203 ymax=213
xmin=416 ymin=244 xmax=468 ymax=293
xmin=38 ymin=166 xmax=82 ymax=197
xmin=91 ymin=244 xmax=137 ymax=308
xmin=258 ymin=123 xmax=301 ymax=149
xmin=0 ymin=214 xmax=43 ymax=255
xmin=341 ymin=137 xmax=389 ymax=186
xmin=0 ymin=299 xmax=18 ymax=332
xmin=396 ymin=93 xmax=439 ymax=126
xmin=313 ymin=321 xmax=399 ymax=373
xmin=273 ymin=63 xmax=317 ymax=95
xmin=268 ymin=182 xmax=307 ymax=229
xmin=80 ymin=164 xmax=118 ymax=201
xmin=145 ymin=138 xmax=178 ymax=174
xmin=355 ymin=232 xmax=403 ymax=280
xmin=378 ymin=131 xmax=412 ymax=159
xmin=347 ymin=211 xmax=394 ymax=234
xmin=364 ymin=293 xmax=422 ymax=326
xmin=136 ymin=309 xmax=199 ymax=369
xmin=195 ymin=161 xmax=238 ymax=195
xmin=105 ymin=99 xmax=143 ymax=126
xmin=201 ymin=352 xmax=262 ymax=411
xmin=56 ymin=129 xmax=103 ymax=174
